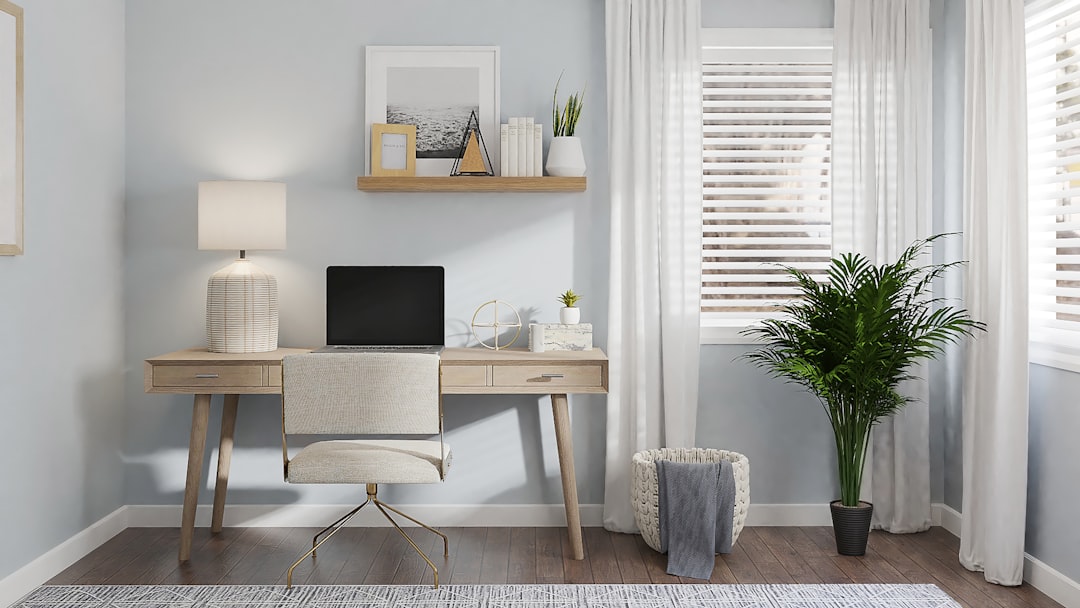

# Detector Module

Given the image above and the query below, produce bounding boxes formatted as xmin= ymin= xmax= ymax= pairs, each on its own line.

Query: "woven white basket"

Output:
xmin=631 ymin=448 xmax=750 ymax=553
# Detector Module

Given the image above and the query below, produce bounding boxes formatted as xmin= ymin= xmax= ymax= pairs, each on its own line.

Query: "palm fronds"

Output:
xmin=741 ymin=234 xmax=984 ymax=506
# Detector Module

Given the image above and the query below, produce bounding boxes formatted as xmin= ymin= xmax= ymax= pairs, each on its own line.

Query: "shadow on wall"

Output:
xmin=125 ymin=459 xmax=301 ymax=512
xmin=125 ymin=390 xmax=606 ymax=507
xmin=447 ymin=306 xmax=540 ymax=349
xmin=388 ymin=392 xmax=601 ymax=505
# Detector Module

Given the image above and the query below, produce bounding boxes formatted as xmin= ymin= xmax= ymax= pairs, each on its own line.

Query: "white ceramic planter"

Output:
xmin=546 ymin=136 xmax=586 ymax=177
xmin=560 ymin=306 xmax=581 ymax=324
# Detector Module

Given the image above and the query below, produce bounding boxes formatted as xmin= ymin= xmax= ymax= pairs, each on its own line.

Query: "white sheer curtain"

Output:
xmin=961 ymin=0 xmax=1029 ymax=586
xmin=603 ymin=0 xmax=702 ymax=532
xmin=832 ymin=0 xmax=933 ymax=533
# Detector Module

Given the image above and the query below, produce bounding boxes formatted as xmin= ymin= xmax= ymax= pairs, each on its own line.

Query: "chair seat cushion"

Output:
xmin=287 ymin=439 xmax=451 ymax=484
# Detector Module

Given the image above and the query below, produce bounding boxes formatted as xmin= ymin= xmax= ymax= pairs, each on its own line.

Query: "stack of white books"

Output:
xmin=500 ymin=117 xmax=544 ymax=177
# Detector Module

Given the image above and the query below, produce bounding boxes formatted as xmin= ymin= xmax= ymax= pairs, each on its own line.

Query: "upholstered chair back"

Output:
xmin=282 ymin=353 xmax=440 ymax=435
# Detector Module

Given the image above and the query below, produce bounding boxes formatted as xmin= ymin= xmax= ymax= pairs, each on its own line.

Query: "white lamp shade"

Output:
xmin=198 ymin=180 xmax=286 ymax=251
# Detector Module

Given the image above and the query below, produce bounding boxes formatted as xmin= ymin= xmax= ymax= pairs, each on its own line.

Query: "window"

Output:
xmin=1026 ymin=0 xmax=1080 ymax=371
xmin=700 ymin=29 xmax=834 ymax=344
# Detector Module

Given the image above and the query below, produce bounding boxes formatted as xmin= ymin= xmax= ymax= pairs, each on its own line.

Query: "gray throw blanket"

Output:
xmin=656 ymin=458 xmax=736 ymax=579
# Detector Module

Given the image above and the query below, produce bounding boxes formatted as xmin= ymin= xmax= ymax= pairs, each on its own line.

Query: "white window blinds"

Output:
xmin=701 ymin=30 xmax=833 ymax=334
xmin=1026 ymin=0 xmax=1080 ymax=361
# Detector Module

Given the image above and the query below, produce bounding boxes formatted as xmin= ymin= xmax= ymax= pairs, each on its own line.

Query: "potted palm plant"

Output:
xmin=741 ymin=235 xmax=983 ymax=556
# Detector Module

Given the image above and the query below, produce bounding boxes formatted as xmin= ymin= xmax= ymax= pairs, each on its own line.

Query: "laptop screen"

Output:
xmin=326 ymin=266 xmax=445 ymax=347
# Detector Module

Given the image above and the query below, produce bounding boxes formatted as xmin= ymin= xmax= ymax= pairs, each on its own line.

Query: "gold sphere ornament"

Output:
xmin=470 ymin=300 xmax=522 ymax=350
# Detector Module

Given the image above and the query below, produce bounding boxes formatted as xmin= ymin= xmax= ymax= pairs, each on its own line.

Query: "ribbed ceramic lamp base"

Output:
xmin=206 ymin=259 xmax=279 ymax=353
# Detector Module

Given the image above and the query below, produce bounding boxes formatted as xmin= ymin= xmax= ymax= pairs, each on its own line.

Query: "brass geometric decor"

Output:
xmin=451 ymin=110 xmax=494 ymax=176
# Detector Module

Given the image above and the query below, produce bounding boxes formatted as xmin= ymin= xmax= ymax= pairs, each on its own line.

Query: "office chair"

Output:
xmin=280 ymin=352 xmax=450 ymax=588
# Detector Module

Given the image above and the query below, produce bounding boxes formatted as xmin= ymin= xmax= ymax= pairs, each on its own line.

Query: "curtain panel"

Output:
xmin=603 ymin=0 xmax=703 ymax=532
xmin=832 ymin=0 xmax=934 ymax=533
xmin=961 ymin=0 xmax=1029 ymax=586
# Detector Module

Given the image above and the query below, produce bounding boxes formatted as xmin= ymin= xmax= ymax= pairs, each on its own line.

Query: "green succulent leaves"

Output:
xmin=552 ymin=72 xmax=585 ymax=137
xmin=558 ymin=289 xmax=581 ymax=308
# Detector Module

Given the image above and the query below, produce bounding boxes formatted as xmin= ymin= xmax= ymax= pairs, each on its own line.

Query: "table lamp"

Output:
xmin=197 ymin=180 xmax=286 ymax=353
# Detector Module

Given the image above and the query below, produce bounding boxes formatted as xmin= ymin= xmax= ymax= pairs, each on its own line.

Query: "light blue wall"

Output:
xmin=702 ymin=0 xmax=833 ymax=28
xmin=123 ymin=0 xmax=610 ymax=508
xmin=936 ymin=0 xmax=967 ymax=513
xmin=0 ymin=0 xmax=126 ymax=583
xmin=697 ymin=347 xmax=839 ymax=504
xmin=1028 ymin=364 xmax=1080 ymax=584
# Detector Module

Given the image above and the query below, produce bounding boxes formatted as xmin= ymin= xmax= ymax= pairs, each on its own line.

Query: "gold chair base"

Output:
xmin=286 ymin=483 xmax=449 ymax=589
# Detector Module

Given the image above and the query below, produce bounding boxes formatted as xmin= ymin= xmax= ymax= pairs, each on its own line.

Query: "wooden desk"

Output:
xmin=144 ymin=346 xmax=608 ymax=562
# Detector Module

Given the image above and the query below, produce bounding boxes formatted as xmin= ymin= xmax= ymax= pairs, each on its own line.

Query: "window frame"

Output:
xmin=700 ymin=28 xmax=835 ymax=345
xmin=1025 ymin=0 xmax=1080 ymax=374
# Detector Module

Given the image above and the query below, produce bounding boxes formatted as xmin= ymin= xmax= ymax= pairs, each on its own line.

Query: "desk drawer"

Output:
xmin=492 ymin=365 xmax=603 ymax=388
xmin=268 ymin=365 xmax=283 ymax=387
xmin=442 ymin=365 xmax=489 ymax=387
xmin=154 ymin=365 xmax=264 ymax=388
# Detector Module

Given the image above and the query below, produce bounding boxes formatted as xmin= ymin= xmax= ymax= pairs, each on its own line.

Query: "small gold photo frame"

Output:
xmin=370 ymin=123 xmax=416 ymax=177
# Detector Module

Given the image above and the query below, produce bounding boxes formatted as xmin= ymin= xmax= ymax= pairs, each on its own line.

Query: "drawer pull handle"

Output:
xmin=541 ymin=373 xmax=564 ymax=379
xmin=195 ymin=373 xmax=220 ymax=379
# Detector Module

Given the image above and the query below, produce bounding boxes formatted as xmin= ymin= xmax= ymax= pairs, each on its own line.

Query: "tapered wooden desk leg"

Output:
xmin=212 ymin=394 xmax=239 ymax=534
xmin=551 ymin=393 xmax=584 ymax=560
xmin=180 ymin=394 xmax=212 ymax=561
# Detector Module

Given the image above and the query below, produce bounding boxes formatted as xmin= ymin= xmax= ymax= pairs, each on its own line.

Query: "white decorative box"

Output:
xmin=528 ymin=323 xmax=593 ymax=352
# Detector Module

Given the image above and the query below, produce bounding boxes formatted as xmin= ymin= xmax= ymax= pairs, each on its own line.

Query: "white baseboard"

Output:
xmin=0 ymin=506 xmax=128 ymax=608
xmin=934 ymin=502 xmax=962 ymax=537
xmin=125 ymin=503 xmax=607 ymax=528
xmin=1024 ymin=553 xmax=1080 ymax=608
xmin=932 ymin=503 xmax=1080 ymax=608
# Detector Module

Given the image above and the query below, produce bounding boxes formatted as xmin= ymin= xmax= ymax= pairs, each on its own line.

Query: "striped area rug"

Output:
xmin=12 ymin=584 xmax=960 ymax=607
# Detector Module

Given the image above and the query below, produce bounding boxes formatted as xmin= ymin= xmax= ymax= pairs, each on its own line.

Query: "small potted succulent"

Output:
xmin=558 ymin=289 xmax=582 ymax=324
xmin=546 ymin=73 xmax=586 ymax=177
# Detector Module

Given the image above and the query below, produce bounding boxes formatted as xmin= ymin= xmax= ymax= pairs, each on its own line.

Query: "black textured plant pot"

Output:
xmin=830 ymin=500 xmax=873 ymax=556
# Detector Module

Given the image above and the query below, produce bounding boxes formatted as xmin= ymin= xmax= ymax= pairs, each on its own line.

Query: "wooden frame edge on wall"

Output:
xmin=370 ymin=123 xmax=416 ymax=177
xmin=0 ymin=0 xmax=22 ymax=256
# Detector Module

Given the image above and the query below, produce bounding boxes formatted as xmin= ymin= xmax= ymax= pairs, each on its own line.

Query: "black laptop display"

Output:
xmin=323 ymin=266 xmax=445 ymax=351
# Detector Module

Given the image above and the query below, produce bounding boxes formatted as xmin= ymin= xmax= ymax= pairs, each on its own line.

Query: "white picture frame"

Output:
xmin=365 ymin=46 xmax=499 ymax=177
xmin=0 ymin=0 xmax=22 ymax=255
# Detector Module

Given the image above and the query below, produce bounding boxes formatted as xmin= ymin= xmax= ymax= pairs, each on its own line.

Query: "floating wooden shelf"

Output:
xmin=356 ymin=176 xmax=587 ymax=193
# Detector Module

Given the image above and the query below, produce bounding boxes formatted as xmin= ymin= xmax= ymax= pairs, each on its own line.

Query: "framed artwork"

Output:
xmin=365 ymin=46 xmax=499 ymax=177
xmin=370 ymin=123 xmax=416 ymax=177
xmin=0 ymin=0 xmax=21 ymax=255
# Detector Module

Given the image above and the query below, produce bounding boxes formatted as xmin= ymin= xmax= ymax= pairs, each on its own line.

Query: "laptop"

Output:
xmin=315 ymin=265 xmax=445 ymax=353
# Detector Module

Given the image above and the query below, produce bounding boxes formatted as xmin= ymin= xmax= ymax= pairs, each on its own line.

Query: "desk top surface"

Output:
xmin=146 ymin=346 xmax=607 ymax=365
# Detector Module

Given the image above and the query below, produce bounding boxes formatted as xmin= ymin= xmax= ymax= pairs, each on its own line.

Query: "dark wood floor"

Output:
xmin=48 ymin=526 xmax=1060 ymax=608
